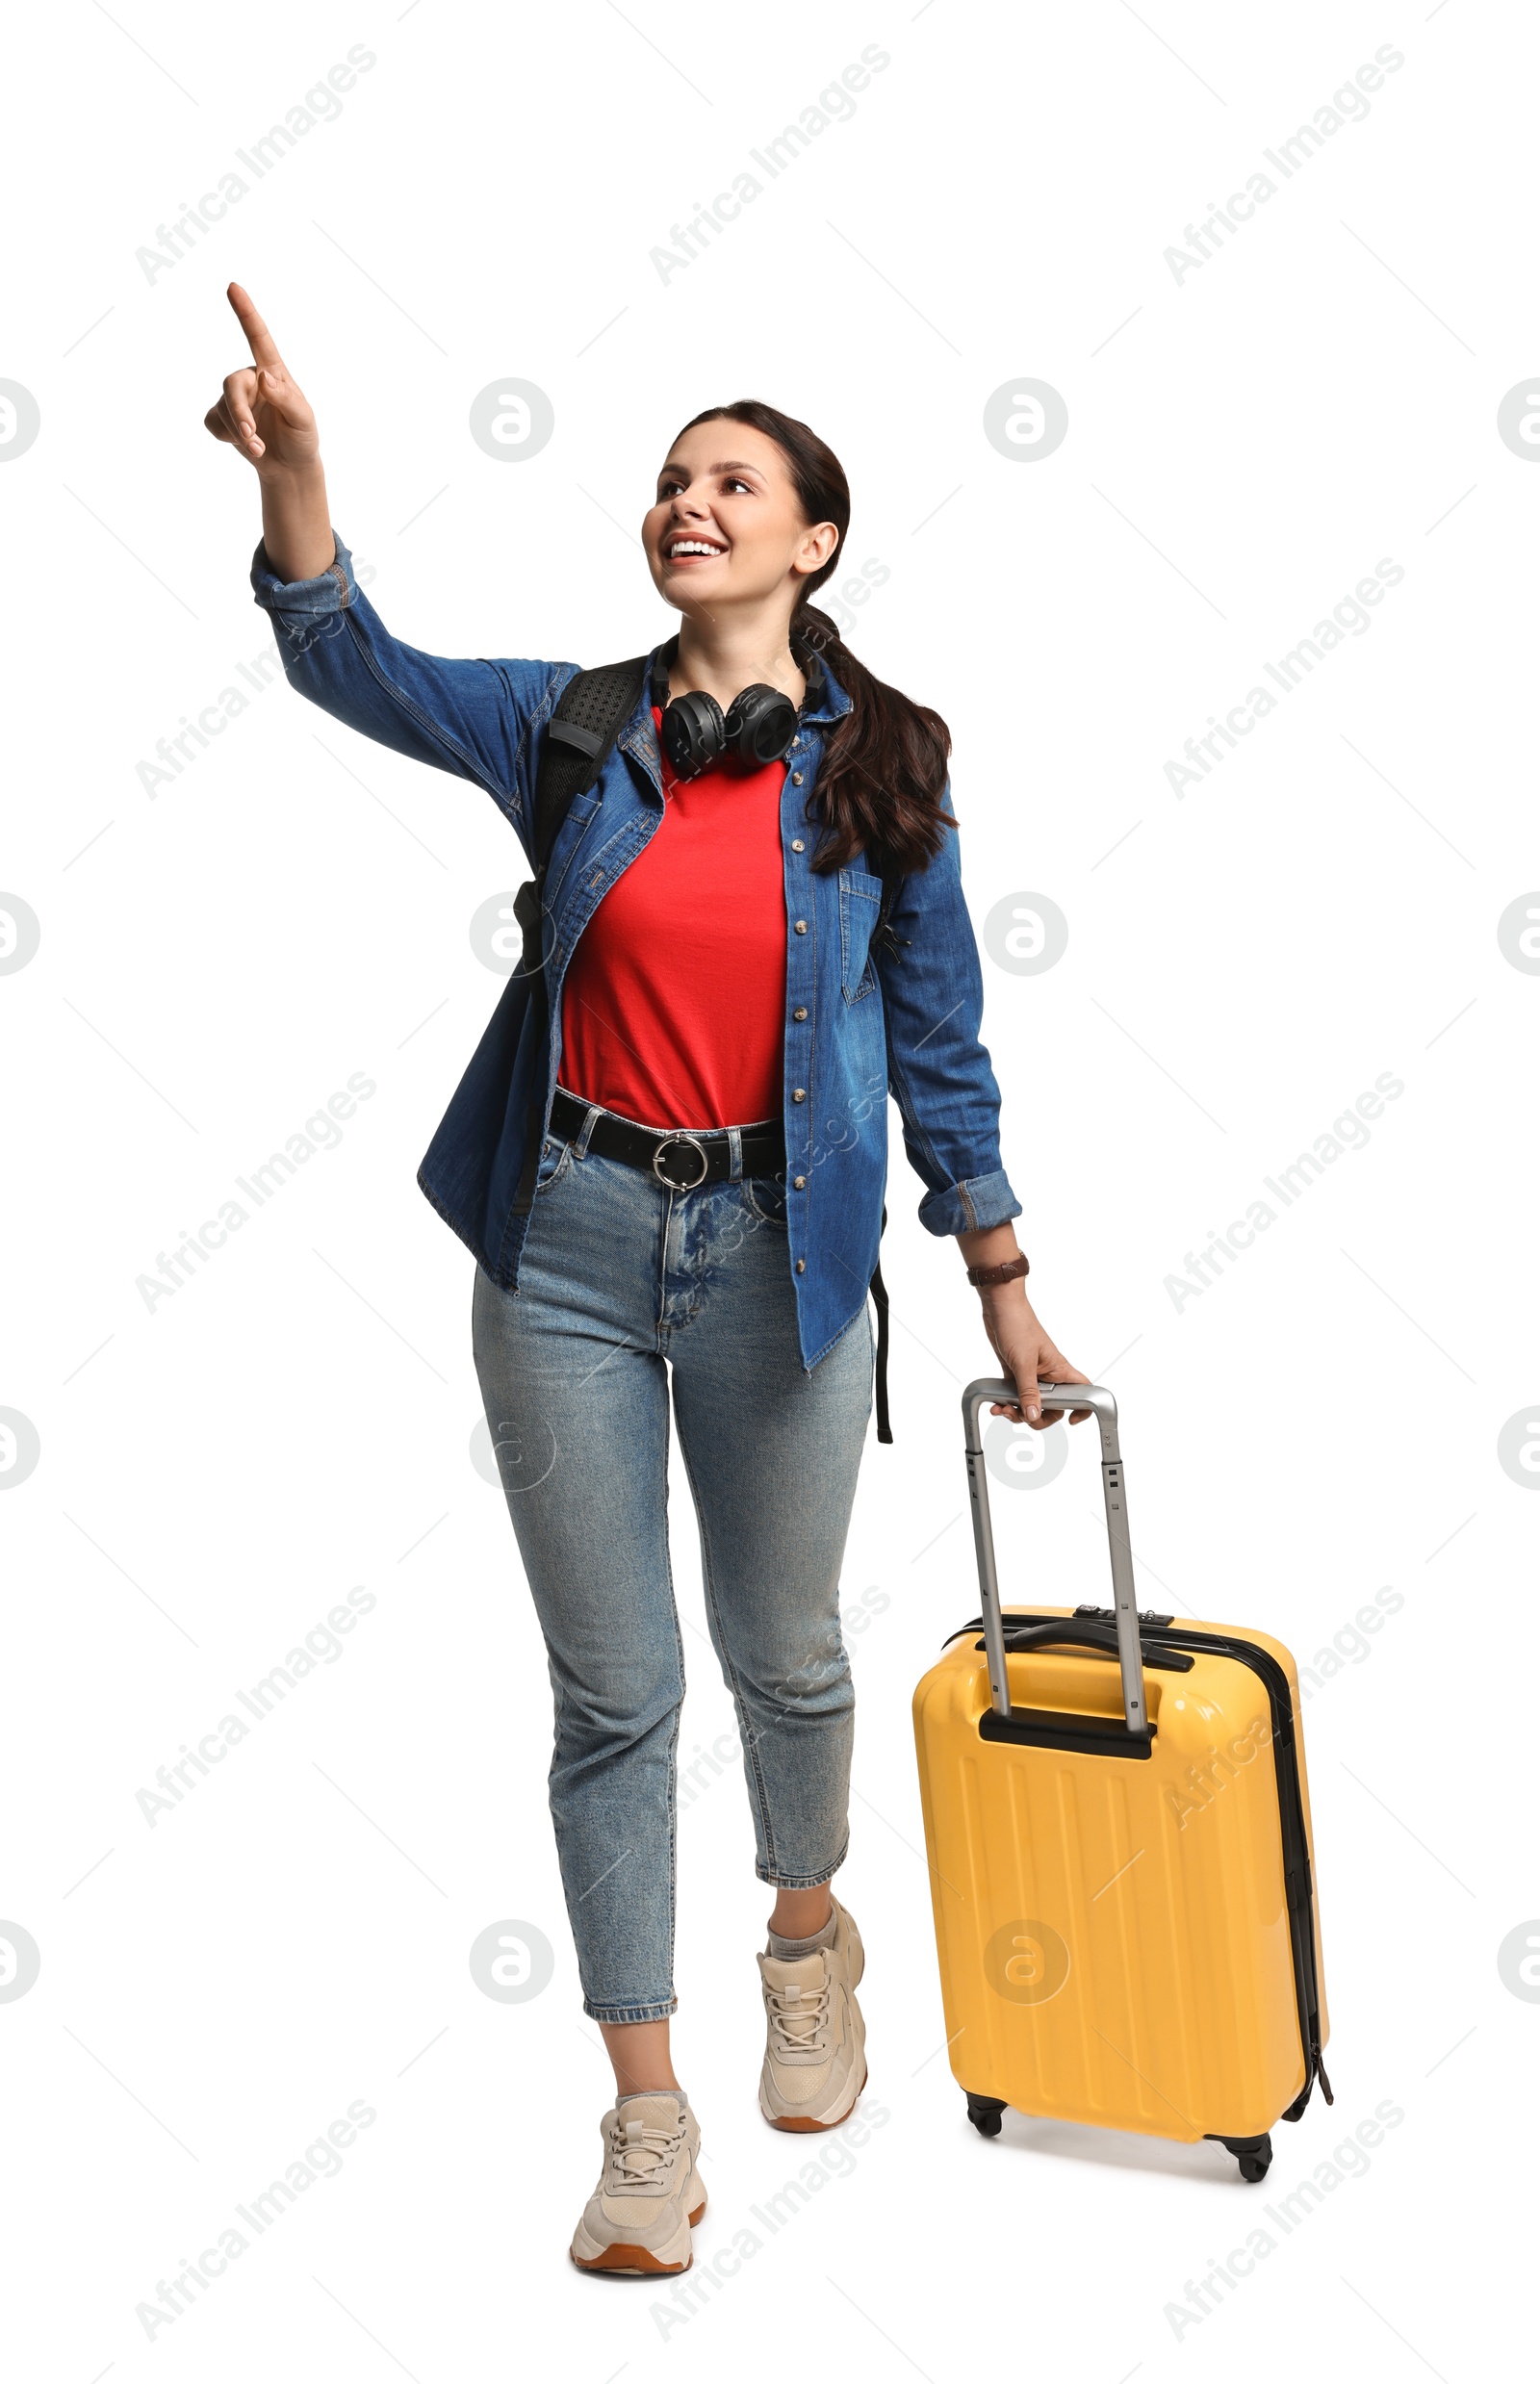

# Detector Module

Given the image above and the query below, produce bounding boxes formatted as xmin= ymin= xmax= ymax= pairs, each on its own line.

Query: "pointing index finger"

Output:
xmin=227 ymin=282 xmax=284 ymax=372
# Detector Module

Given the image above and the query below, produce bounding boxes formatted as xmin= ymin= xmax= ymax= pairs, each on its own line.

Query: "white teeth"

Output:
xmin=669 ymin=539 xmax=724 ymax=558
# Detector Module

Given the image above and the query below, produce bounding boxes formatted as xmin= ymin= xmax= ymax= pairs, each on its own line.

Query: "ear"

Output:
xmin=794 ymin=521 xmax=840 ymax=577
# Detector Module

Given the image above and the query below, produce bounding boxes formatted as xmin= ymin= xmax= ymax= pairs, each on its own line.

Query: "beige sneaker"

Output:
xmin=569 ymin=2090 xmax=706 ymax=2275
xmin=756 ymin=1895 xmax=868 ymax=2132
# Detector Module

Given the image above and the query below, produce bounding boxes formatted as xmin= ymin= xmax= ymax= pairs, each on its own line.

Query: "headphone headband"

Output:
xmin=651 ymin=633 xmax=822 ymax=716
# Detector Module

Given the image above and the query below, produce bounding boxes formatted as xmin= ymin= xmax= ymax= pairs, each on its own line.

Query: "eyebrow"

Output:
xmin=657 ymin=459 xmax=765 ymax=482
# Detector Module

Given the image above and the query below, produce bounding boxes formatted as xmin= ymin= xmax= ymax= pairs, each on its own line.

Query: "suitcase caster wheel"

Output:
xmin=965 ymin=2093 xmax=1006 ymax=2139
xmin=1209 ymin=2130 xmax=1271 ymax=2182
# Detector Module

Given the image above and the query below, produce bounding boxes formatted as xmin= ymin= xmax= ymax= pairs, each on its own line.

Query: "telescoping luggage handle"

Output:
xmin=962 ymin=1379 xmax=1146 ymax=1735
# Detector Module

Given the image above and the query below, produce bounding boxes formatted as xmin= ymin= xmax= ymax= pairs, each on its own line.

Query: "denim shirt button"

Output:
xmin=791 ymin=838 xmax=805 ymax=852
xmin=792 ymin=1006 xmax=808 ymax=1021
xmin=791 ymin=772 xmax=804 ymax=785
xmin=794 ymin=920 xmax=807 ymax=935
xmin=793 ymin=1175 xmax=807 ymax=1189
xmin=792 ymin=1088 xmax=806 ymax=1102
xmin=795 ymin=1258 xmax=806 ymax=1272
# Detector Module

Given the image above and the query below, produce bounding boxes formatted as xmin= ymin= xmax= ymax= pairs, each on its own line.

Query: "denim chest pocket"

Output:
xmin=838 ymin=867 xmax=884 ymax=1002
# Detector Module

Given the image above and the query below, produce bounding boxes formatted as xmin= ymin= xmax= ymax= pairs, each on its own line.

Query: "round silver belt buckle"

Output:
xmin=652 ymin=1133 xmax=709 ymax=1192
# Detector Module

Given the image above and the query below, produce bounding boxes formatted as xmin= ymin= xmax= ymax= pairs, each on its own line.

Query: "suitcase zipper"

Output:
xmin=1142 ymin=1621 xmax=1333 ymax=2116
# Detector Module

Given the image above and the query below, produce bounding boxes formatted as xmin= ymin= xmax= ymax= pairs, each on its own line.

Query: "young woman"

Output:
xmin=206 ymin=283 xmax=1090 ymax=2275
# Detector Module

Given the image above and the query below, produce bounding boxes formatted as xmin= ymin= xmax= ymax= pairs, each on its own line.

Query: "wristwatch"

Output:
xmin=965 ymin=1251 xmax=1030 ymax=1289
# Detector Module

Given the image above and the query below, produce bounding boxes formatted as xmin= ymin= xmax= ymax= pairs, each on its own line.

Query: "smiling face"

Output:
xmin=642 ymin=419 xmax=839 ymax=626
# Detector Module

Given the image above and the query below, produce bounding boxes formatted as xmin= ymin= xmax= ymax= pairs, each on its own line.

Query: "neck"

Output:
xmin=671 ymin=609 xmax=805 ymax=712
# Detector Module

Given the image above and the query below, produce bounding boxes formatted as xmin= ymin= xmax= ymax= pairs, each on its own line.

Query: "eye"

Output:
xmin=722 ymin=475 xmax=754 ymax=495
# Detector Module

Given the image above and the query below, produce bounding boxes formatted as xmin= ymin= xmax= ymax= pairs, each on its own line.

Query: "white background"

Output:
xmin=2 ymin=1 xmax=1533 ymax=2375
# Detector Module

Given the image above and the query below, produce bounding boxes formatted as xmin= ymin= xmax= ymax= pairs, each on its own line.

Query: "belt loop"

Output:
xmin=727 ymin=1126 xmax=743 ymax=1182
xmin=574 ymin=1101 xmax=602 ymax=1159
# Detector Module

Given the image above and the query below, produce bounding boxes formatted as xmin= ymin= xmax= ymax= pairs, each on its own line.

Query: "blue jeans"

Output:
xmin=471 ymin=1100 xmax=874 ymax=2023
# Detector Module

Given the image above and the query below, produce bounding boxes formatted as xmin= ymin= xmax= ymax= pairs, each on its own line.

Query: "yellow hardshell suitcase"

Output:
xmin=912 ymin=1378 xmax=1331 ymax=2183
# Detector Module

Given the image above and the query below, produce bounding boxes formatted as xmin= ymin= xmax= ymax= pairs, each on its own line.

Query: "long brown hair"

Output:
xmin=672 ymin=399 xmax=955 ymax=876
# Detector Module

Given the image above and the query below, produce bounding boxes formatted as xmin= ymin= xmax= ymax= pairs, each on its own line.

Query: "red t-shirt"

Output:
xmin=556 ymin=707 xmax=787 ymax=1130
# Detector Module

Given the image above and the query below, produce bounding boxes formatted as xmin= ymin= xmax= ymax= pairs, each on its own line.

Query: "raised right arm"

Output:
xmin=208 ymin=283 xmax=571 ymax=850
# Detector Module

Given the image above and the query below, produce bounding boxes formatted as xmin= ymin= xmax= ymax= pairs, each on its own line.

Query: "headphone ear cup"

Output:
xmin=722 ymin=683 xmax=798 ymax=772
xmin=660 ymin=689 xmax=726 ymax=780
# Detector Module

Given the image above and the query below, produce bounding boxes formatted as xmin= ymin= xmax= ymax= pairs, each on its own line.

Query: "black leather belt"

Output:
xmin=549 ymin=1086 xmax=785 ymax=1193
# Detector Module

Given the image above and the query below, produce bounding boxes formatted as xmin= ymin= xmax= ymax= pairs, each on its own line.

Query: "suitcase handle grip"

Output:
xmin=962 ymin=1378 xmax=1146 ymax=1733
xmin=990 ymin=1621 xmax=1194 ymax=1675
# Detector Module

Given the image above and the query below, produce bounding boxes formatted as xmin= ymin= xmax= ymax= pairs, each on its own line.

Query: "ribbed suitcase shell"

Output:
xmin=913 ymin=1603 xmax=1329 ymax=2144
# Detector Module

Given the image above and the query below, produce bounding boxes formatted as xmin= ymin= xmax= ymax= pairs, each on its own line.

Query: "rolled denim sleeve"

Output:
xmin=250 ymin=531 xmax=573 ymax=853
xmin=874 ymin=787 xmax=1023 ymax=1239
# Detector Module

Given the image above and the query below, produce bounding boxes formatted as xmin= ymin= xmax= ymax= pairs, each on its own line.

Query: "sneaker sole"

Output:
xmin=570 ymin=2188 xmax=706 ymax=2275
xmin=760 ymin=2062 xmax=869 ymax=2134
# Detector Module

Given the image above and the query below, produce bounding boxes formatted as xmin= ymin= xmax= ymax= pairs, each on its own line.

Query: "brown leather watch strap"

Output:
xmin=965 ymin=1251 xmax=1030 ymax=1289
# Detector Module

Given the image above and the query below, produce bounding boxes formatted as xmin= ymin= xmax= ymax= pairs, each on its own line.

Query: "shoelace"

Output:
xmin=604 ymin=2112 xmax=686 ymax=2194
xmin=764 ymin=1969 xmax=833 ymax=2057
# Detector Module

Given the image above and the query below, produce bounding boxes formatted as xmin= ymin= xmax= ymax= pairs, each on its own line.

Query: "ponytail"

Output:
xmin=672 ymin=400 xmax=957 ymax=878
xmin=790 ymin=599 xmax=953 ymax=876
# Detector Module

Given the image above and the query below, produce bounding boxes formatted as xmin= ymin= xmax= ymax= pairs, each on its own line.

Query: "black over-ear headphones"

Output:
xmin=651 ymin=636 xmax=824 ymax=782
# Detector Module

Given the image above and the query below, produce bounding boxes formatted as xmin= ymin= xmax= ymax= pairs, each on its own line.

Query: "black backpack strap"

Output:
xmin=534 ymin=657 xmax=649 ymax=867
xmin=510 ymin=657 xmax=648 ymax=1215
xmin=871 ymin=852 xmax=910 ymax=964
xmin=512 ymin=657 xmax=648 ymax=979
xmin=869 ymin=1204 xmax=892 ymax=1444
xmin=866 ymin=850 xmax=907 ymax=1443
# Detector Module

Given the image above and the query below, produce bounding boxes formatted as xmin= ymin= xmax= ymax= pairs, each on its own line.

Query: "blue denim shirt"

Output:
xmin=250 ymin=534 xmax=1020 ymax=1371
